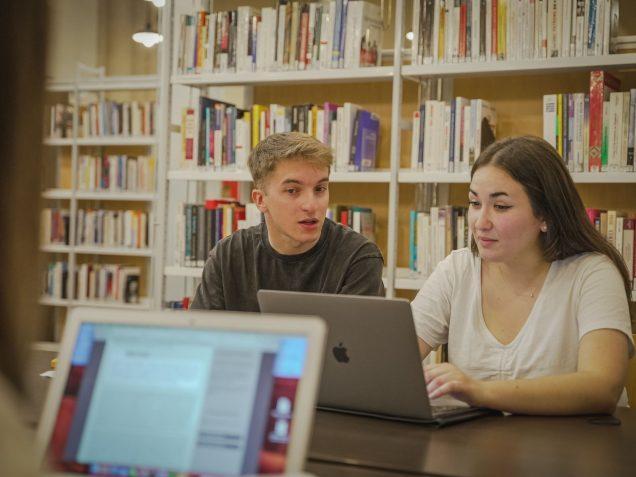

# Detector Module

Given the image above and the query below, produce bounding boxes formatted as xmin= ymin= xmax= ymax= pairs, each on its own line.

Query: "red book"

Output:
xmin=205 ymin=198 xmax=239 ymax=210
xmin=340 ymin=210 xmax=349 ymax=226
xmin=299 ymin=8 xmax=309 ymax=69
xmin=589 ymin=70 xmax=621 ymax=172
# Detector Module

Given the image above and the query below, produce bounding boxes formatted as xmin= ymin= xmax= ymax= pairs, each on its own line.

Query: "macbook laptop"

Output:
xmin=258 ymin=290 xmax=499 ymax=427
xmin=36 ymin=307 xmax=326 ymax=476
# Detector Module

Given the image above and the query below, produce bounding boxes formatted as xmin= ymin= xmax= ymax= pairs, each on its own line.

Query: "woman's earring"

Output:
xmin=540 ymin=224 xmax=548 ymax=233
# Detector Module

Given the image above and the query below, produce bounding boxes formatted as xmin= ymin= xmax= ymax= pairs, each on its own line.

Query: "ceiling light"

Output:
xmin=132 ymin=30 xmax=163 ymax=48
xmin=406 ymin=31 xmax=414 ymax=41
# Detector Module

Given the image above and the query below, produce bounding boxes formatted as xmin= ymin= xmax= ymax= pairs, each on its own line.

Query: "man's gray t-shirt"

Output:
xmin=190 ymin=218 xmax=385 ymax=311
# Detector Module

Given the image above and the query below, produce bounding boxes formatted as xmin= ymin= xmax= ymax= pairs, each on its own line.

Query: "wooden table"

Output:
xmin=306 ymin=408 xmax=636 ymax=477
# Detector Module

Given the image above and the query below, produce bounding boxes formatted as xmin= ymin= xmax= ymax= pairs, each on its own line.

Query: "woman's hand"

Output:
xmin=424 ymin=362 xmax=484 ymax=406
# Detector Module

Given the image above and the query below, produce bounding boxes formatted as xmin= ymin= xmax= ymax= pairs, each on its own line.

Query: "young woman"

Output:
xmin=412 ymin=136 xmax=634 ymax=415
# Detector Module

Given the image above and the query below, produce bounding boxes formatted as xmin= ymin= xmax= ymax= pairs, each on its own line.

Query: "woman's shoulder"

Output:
xmin=554 ymin=252 xmax=617 ymax=276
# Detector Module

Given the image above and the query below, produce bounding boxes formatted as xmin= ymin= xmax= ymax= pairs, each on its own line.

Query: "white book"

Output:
xmin=412 ymin=0 xmax=421 ymax=64
xmin=433 ymin=0 xmax=441 ymax=63
xmin=342 ymin=102 xmax=360 ymax=171
xmin=471 ymin=0 xmax=480 ymax=62
xmin=423 ymin=100 xmax=436 ymax=171
xmin=411 ymin=110 xmax=422 ymax=169
xmin=602 ymin=0 xmax=610 ymax=55
xmin=616 ymin=217 xmax=624 ymax=258
xmin=442 ymin=104 xmax=451 ymax=172
xmin=607 ymin=210 xmax=617 ymax=247
xmin=594 ymin=0 xmax=603 ymax=55
xmin=430 ymin=207 xmax=439 ymax=276
xmin=620 ymin=92 xmax=630 ymax=172
xmin=562 ymin=0 xmax=572 ymax=57
xmin=462 ymin=104 xmax=472 ymax=170
xmin=307 ymin=3 xmax=317 ymax=68
xmin=320 ymin=1 xmax=336 ymax=69
xmin=454 ymin=97 xmax=469 ymax=172
xmin=622 ymin=225 xmax=634 ymax=289
xmin=416 ymin=212 xmax=429 ymax=274
xmin=574 ymin=0 xmax=585 ymax=56
xmin=543 ymin=94 xmax=557 ymax=148
xmin=344 ymin=0 xmax=361 ymax=68
xmin=316 ymin=109 xmax=325 ymax=142
xmin=628 ymin=89 xmax=636 ymax=172
xmin=276 ymin=3 xmax=287 ymax=69
xmin=573 ymin=93 xmax=585 ymax=172
xmin=608 ymin=92 xmax=621 ymax=172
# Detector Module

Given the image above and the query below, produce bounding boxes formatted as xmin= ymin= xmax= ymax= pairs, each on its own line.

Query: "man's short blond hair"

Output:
xmin=248 ymin=132 xmax=333 ymax=189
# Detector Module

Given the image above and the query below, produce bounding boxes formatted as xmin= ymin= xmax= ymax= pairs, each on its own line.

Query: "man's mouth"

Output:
xmin=299 ymin=218 xmax=319 ymax=225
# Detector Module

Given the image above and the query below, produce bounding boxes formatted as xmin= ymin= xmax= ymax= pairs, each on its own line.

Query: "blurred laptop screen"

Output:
xmin=46 ymin=322 xmax=308 ymax=476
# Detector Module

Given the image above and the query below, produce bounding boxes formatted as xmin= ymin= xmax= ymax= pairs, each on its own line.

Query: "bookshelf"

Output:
xmin=41 ymin=66 xmax=160 ymax=310
xmin=154 ymin=0 xmax=636 ymax=310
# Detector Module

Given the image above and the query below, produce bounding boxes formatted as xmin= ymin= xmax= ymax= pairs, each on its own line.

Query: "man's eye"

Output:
xmin=316 ymin=186 xmax=327 ymax=193
xmin=286 ymin=189 xmax=297 ymax=194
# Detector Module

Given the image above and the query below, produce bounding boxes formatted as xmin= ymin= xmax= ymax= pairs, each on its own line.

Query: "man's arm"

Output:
xmin=190 ymin=246 xmax=225 ymax=310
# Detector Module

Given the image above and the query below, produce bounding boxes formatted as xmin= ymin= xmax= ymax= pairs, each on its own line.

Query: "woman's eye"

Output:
xmin=494 ymin=204 xmax=512 ymax=210
xmin=468 ymin=200 xmax=480 ymax=207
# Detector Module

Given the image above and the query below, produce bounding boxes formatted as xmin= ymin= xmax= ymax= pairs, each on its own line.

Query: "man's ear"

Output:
xmin=252 ymin=188 xmax=267 ymax=213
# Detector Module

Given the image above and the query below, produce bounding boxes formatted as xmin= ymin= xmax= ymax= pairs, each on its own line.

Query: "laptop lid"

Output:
xmin=257 ymin=291 xmax=434 ymax=421
xmin=36 ymin=307 xmax=326 ymax=476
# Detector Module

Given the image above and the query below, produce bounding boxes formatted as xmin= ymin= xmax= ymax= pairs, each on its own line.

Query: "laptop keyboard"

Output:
xmin=431 ymin=404 xmax=470 ymax=417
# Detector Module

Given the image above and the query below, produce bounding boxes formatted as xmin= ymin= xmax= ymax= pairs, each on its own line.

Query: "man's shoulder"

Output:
xmin=213 ymin=224 xmax=262 ymax=257
xmin=325 ymin=219 xmax=383 ymax=259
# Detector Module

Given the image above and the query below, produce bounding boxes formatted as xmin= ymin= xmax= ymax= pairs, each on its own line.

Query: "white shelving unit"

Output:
xmin=42 ymin=67 xmax=161 ymax=308
xmin=154 ymin=0 xmax=636 ymax=303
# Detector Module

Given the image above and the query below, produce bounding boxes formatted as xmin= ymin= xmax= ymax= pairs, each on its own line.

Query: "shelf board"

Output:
xmin=164 ymin=266 xmax=203 ymax=278
xmin=77 ymin=136 xmax=157 ymax=146
xmin=383 ymin=267 xmax=426 ymax=290
xmin=399 ymin=170 xmax=471 ymax=183
xmin=569 ymin=172 xmax=636 ymax=183
xmin=39 ymin=296 xmax=72 ymax=307
xmin=402 ymin=53 xmax=636 ymax=78
xmin=172 ymin=66 xmax=394 ymax=86
xmin=74 ymin=246 xmax=153 ymax=257
xmin=39 ymin=296 xmax=151 ymax=309
xmin=41 ymin=244 xmax=71 ymax=253
xmin=167 ymin=168 xmax=391 ymax=183
xmin=42 ymin=189 xmax=155 ymax=201
xmin=399 ymin=170 xmax=636 ymax=184
xmin=43 ymin=138 xmax=72 ymax=146
xmin=46 ymin=75 xmax=159 ymax=91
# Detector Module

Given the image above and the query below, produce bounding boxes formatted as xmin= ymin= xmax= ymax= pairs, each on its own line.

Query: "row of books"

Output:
xmin=78 ymin=155 xmax=156 ymax=193
xmin=326 ymin=205 xmax=376 ymax=242
xmin=182 ymin=96 xmax=380 ymax=172
xmin=408 ymin=206 xmax=469 ymax=276
xmin=41 ymin=209 xmax=70 ymax=245
xmin=176 ymin=201 xmax=261 ymax=267
xmin=410 ymin=98 xmax=496 ymax=173
xmin=543 ymin=71 xmax=636 ymax=172
xmin=411 ymin=0 xmax=617 ymax=65
xmin=48 ymin=100 xmax=157 ymax=138
xmin=587 ymin=209 xmax=636 ymax=290
xmin=175 ymin=0 xmax=383 ymax=75
xmin=76 ymin=209 xmax=150 ymax=250
xmin=43 ymin=261 xmax=142 ymax=304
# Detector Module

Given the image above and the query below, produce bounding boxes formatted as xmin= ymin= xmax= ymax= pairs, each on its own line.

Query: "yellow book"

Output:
xmin=251 ymin=105 xmax=265 ymax=147
xmin=556 ymin=94 xmax=562 ymax=157
xmin=498 ymin=0 xmax=507 ymax=60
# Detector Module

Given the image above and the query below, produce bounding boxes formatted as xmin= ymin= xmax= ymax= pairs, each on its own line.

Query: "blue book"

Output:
xmin=353 ymin=110 xmax=380 ymax=171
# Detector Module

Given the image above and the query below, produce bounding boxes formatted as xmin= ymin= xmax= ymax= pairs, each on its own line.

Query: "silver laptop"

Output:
xmin=36 ymin=307 xmax=326 ymax=476
xmin=258 ymin=291 xmax=498 ymax=426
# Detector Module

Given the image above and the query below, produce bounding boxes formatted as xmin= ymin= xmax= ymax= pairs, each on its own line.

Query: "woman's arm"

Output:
xmin=418 ymin=337 xmax=433 ymax=360
xmin=425 ymin=328 xmax=629 ymax=415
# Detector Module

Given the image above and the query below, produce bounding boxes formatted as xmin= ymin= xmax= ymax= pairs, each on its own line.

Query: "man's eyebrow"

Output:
xmin=280 ymin=177 xmax=330 ymax=185
xmin=469 ymin=189 xmax=510 ymax=198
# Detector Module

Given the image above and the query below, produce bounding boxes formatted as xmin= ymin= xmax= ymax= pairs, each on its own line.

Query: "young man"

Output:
xmin=191 ymin=132 xmax=385 ymax=311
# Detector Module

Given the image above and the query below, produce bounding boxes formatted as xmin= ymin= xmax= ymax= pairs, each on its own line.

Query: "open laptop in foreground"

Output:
xmin=36 ymin=307 xmax=326 ymax=476
xmin=258 ymin=290 xmax=499 ymax=427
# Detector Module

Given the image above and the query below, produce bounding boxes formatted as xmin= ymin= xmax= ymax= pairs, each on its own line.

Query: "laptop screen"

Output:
xmin=46 ymin=322 xmax=309 ymax=476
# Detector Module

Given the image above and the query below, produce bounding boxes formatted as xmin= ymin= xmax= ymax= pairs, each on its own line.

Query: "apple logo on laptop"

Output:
xmin=332 ymin=343 xmax=349 ymax=363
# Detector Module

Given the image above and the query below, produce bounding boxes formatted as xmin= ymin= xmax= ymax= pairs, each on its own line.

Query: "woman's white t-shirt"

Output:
xmin=411 ymin=249 xmax=634 ymax=405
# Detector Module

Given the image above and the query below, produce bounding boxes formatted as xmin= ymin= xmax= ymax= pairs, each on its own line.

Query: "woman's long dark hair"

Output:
xmin=470 ymin=136 xmax=633 ymax=309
